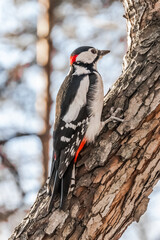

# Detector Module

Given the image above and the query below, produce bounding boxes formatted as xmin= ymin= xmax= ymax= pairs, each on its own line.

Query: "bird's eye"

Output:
xmin=91 ymin=49 xmax=96 ymax=54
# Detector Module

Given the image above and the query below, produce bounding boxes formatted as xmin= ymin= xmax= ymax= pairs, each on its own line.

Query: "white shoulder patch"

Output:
xmin=63 ymin=75 xmax=89 ymax=122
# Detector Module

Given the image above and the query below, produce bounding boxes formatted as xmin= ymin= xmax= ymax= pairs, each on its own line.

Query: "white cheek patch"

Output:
xmin=76 ymin=51 xmax=97 ymax=64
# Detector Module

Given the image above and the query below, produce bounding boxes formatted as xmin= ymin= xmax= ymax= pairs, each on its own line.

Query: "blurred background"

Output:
xmin=0 ymin=0 xmax=160 ymax=239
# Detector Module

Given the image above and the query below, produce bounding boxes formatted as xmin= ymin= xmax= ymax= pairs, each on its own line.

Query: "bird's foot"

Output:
xmin=102 ymin=107 xmax=124 ymax=128
xmin=68 ymin=163 xmax=76 ymax=193
xmin=46 ymin=177 xmax=51 ymax=195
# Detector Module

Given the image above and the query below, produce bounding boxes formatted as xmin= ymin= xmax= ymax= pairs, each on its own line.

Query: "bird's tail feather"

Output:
xmin=48 ymin=159 xmax=74 ymax=212
xmin=48 ymin=170 xmax=61 ymax=212
xmin=47 ymin=153 xmax=56 ymax=195
xmin=59 ymin=160 xmax=73 ymax=209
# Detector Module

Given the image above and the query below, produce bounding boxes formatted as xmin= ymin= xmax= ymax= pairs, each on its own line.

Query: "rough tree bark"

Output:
xmin=9 ymin=0 xmax=160 ymax=239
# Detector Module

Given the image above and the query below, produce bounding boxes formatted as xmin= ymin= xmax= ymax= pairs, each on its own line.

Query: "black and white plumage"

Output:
xmin=47 ymin=46 xmax=122 ymax=211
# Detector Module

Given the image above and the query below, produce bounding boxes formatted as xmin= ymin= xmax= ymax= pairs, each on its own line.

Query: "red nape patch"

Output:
xmin=70 ymin=54 xmax=78 ymax=65
xmin=74 ymin=138 xmax=86 ymax=163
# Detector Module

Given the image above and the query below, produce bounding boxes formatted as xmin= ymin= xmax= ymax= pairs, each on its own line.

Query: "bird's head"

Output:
xmin=70 ymin=46 xmax=110 ymax=66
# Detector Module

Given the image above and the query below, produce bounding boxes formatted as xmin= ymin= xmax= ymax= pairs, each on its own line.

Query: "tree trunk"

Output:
xmin=9 ymin=0 xmax=160 ymax=239
xmin=37 ymin=0 xmax=53 ymax=182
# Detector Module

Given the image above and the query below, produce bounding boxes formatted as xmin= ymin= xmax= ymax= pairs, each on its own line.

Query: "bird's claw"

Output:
xmin=102 ymin=107 xmax=124 ymax=127
xmin=110 ymin=107 xmax=123 ymax=117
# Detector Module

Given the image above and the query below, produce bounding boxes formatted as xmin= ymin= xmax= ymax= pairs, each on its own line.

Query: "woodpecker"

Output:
xmin=47 ymin=46 xmax=123 ymax=211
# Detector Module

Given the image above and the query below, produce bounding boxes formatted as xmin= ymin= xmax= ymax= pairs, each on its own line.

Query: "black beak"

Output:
xmin=98 ymin=50 xmax=110 ymax=57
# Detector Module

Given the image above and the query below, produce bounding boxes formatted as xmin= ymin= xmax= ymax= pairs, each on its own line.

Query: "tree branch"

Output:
xmin=9 ymin=0 xmax=160 ymax=239
xmin=0 ymin=149 xmax=25 ymax=197
xmin=0 ymin=132 xmax=47 ymax=145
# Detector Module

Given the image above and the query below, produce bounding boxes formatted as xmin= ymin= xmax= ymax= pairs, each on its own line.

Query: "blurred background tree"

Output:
xmin=0 ymin=0 xmax=159 ymax=239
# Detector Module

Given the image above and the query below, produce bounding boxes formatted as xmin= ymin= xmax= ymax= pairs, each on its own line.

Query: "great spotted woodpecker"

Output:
xmin=47 ymin=46 xmax=123 ymax=211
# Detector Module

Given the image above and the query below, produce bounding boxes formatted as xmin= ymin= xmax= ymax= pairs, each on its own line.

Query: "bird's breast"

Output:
xmin=85 ymin=72 xmax=104 ymax=142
